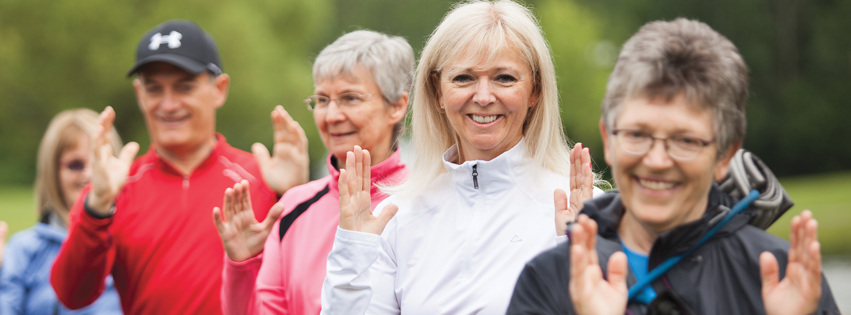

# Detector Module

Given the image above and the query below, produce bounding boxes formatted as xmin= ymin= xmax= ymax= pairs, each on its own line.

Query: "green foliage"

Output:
xmin=0 ymin=0 xmax=330 ymax=184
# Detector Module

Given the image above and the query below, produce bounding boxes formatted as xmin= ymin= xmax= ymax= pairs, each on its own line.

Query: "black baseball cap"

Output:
xmin=127 ymin=20 xmax=223 ymax=77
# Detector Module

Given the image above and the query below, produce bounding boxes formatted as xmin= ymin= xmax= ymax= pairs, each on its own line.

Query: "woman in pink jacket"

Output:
xmin=212 ymin=30 xmax=413 ymax=315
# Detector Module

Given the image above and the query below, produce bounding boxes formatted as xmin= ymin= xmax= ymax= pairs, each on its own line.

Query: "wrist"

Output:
xmin=85 ymin=192 xmax=115 ymax=218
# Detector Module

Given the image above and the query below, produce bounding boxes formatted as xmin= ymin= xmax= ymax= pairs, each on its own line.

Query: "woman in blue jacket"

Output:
xmin=0 ymin=108 xmax=123 ymax=315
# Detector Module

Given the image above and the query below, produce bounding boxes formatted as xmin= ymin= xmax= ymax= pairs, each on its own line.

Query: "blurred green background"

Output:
xmin=1 ymin=0 xmax=850 ymax=251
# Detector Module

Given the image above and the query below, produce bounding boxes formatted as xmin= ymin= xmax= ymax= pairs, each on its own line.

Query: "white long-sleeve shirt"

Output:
xmin=321 ymin=140 xmax=603 ymax=315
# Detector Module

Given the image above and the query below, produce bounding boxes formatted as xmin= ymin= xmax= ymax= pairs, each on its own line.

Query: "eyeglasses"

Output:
xmin=303 ymin=92 xmax=373 ymax=111
xmin=62 ymin=159 xmax=87 ymax=171
xmin=611 ymin=129 xmax=714 ymax=161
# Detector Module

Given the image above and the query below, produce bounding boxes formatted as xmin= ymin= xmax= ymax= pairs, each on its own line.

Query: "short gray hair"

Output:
xmin=601 ymin=18 xmax=748 ymax=157
xmin=313 ymin=30 xmax=415 ymax=145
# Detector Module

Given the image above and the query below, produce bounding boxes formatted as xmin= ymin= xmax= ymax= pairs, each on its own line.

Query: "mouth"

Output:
xmin=330 ymin=131 xmax=356 ymax=139
xmin=157 ymin=114 xmax=191 ymax=124
xmin=635 ymin=176 xmax=678 ymax=191
xmin=467 ymin=114 xmax=501 ymax=127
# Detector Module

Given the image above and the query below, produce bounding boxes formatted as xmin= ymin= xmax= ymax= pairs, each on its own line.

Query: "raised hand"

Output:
xmin=555 ymin=143 xmax=594 ymax=236
xmin=213 ymin=180 xmax=286 ymax=262
xmin=0 ymin=221 xmax=7 ymax=266
xmin=87 ymin=106 xmax=140 ymax=215
xmin=252 ymin=105 xmax=310 ymax=196
xmin=760 ymin=210 xmax=822 ymax=315
xmin=338 ymin=146 xmax=397 ymax=235
xmin=569 ymin=214 xmax=628 ymax=315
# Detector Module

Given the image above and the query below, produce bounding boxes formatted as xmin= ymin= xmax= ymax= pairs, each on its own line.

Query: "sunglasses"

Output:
xmin=63 ymin=159 xmax=87 ymax=171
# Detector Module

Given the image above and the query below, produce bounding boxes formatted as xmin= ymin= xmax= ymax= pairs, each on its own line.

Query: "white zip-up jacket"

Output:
xmin=321 ymin=140 xmax=603 ymax=315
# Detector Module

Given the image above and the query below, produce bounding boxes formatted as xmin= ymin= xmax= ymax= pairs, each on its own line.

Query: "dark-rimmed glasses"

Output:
xmin=611 ymin=129 xmax=714 ymax=161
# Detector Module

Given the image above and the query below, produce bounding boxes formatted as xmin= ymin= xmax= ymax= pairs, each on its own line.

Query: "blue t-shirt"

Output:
xmin=621 ymin=241 xmax=657 ymax=304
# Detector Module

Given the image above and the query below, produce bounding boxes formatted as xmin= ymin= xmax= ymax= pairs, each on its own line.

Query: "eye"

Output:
xmin=451 ymin=74 xmax=474 ymax=84
xmin=494 ymin=74 xmax=517 ymax=84
xmin=619 ymin=130 xmax=650 ymax=142
xmin=672 ymin=136 xmax=703 ymax=149
xmin=145 ymin=85 xmax=163 ymax=94
xmin=177 ymin=84 xmax=194 ymax=92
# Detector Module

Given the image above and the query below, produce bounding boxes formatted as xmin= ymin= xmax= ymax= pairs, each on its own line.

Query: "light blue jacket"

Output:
xmin=0 ymin=222 xmax=122 ymax=315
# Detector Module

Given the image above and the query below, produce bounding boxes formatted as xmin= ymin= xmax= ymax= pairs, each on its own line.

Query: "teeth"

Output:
xmin=638 ymin=179 xmax=675 ymax=190
xmin=471 ymin=114 xmax=498 ymax=124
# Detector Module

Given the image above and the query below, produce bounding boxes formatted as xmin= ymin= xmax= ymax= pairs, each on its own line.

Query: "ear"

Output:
xmin=431 ymin=72 xmax=444 ymax=109
xmin=387 ymin=92 xmax=409 ymax=125
xmin=713 ymin=141 xmax=741 ymax=181
xmin=212 ymin=73 xmax=231 ymax=109
xmin=133 ymin=78 xmax=144 ymax=111
xmin=600 ymin=120 xmax=613 ymax=166
xmin=529 ymin=82 xmax=540 ymax=108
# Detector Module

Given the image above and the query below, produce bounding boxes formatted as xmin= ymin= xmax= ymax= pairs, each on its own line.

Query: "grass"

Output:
xmin=1 ymin=172 xmax=850 ymax=253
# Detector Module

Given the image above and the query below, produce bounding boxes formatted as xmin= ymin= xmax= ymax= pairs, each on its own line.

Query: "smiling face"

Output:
xmin=602 ymin=94 xmax=736 ymax=233
xmin=58 ymin=136 xmax=92 ymax=209
xmin=133 ymin=62 xmax=229 ymax=155
xmin=313 ymin=66 xmax=406 ymax=166
xmin=438 ymin=50 xmax=537 ymax=162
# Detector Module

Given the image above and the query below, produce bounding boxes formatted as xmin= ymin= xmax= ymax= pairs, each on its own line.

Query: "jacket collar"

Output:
xmin=442 ymin=138 xmax=530 ymax=202
xmin=151 ymin=133 xmax=227 ymax=177
xmin=327 ymin=149 xmax=407 ymax=198
xmin=34 ymin=222 xmax=67 ymax=243
xmin=582 ymin=184 xmax=749 ymax=268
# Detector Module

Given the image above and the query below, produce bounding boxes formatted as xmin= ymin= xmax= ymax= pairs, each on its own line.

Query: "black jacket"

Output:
xmin=507 ymin=187 xmax=839 ymax=315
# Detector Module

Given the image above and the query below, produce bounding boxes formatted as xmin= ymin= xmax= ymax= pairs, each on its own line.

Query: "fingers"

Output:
xmin=554 ymin=189 xmax=568 ymax=212
xmin=346 ymin=152 xmax=358 ymax=198
xmin=119 ymin=142 xmax=140 ymax=164
xmin=376 ymin=205 xmax=399 ymax=231
xmin=212 ymin=207 xmax=225 ymax=232
xmin=252 ymin=142 xmax=271 ymax=164
xmin=607 ymin=251 xmax=629 ymax=292
xmin=354 ymin=146 xmax=364 ymax=192
xmin=363 ymin=149 xmax=371 ymax=193
xmin=223 ymin=187 xmax=235 ymax=223
xmin=337 ymin=169 xmax=351 ymax=211
xmin=263 ymin=202 xmax=286 ymax=230
xmin=272 ymin=105 xmax=295 ymax=144
xmin=789 ymin=214 xmax=801 ymax=263
xmin=760 ymin=251 xmax=780 ymax=295
xmin=239 ymin=180 xmax=253 ymax=216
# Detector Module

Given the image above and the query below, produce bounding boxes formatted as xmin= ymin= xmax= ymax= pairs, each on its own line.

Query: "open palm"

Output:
xmin=555 ymin=143 xmax=594 ymax=236
xmin=569 ymin=214 xmax=628 ymax=315
xmin=87 ymin=106 xmax=139 ymax=215
xmin=252 ymin=105 xmax=310 ymax=196
xmin=337 ymin=146 xmax=397 ymax=235
xmin=213 ymin=180 xmax=285 ymax=262
xmin=761 ymin=210 xmax=822 ymax=315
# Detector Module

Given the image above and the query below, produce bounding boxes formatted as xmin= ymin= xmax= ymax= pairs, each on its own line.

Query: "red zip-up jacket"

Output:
xmin=51 ymin=134 xmax=277 ymax=315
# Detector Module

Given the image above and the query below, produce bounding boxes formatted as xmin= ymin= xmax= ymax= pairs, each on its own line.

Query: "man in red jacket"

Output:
xmin=51 ymin=20 xmax=309 ymax=315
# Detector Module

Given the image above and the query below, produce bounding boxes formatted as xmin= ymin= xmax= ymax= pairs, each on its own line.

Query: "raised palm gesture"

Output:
xmin=760 ymin=210 xmax=822 ymax=315
xmin=338 ymin=146 xmax=397 ymax=235
xmin=555 ymin=142 xmax=594 ymax=236
xmin=569 ymin=214 xmax=628 ymax=315
xmin=252 ymin=105 xmax=310 ymax=196
xmin=86 ymin=106 xmax=140 ymax=215
xmin=213 ymin=180 xmax=286 ymax=262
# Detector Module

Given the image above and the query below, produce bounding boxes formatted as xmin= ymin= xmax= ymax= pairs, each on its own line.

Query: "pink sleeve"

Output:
xmin=221 ymin=219 xmax=289 ymax=315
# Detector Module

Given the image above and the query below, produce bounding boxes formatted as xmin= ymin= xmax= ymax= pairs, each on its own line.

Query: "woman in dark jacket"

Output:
xmin=508 ymin=18 xmax=839 ymax=315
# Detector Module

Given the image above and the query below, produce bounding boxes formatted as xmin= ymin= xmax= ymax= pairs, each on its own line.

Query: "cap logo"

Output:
xmin=148 ymin=31 xmax=182 ymax=50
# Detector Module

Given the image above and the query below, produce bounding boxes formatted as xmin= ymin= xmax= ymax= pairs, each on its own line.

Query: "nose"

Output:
xmin=642 ymin=139 xmax=674 ymax=170
xmin=160 ymin=89 xmax=181 ymax=112
xmin=82 ymin=161 xmax=93 ymax=183
xmin=472 ymin=76 xmax=495 ymax=106
xmin=323 ymin=100 xmax=347 ymax=125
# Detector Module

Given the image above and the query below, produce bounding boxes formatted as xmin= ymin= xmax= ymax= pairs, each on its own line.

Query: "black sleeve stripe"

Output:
xmin=279 ymin=184 xmax=331 ymax=241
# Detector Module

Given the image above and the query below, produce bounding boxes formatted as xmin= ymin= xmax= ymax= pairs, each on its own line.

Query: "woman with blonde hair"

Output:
xmin=321 ymin=1 xmax=602 ymax=314
xmin=0 ymin=108 xmax=123 ymax=314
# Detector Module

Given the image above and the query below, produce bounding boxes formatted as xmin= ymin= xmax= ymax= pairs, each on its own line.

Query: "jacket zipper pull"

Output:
xmin=472 ymin=164 xmax=479 ymax=189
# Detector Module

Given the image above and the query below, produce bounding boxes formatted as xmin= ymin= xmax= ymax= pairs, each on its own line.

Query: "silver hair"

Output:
xmin=602 ymin=18 xmax=749 ymax=157
xmin=312 ymin=30 xmax=415 ymax=144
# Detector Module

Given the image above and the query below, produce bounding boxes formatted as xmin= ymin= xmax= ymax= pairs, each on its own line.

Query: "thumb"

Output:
xmin=554 ymin=189 xmax=568 ymax=212
xmin=119 ymin=142 xmax=140 ymax=165
xmin=252 ymin=143 xmax=271 ymax=164
xmin=760 ymin=251 xmax=780 ymax=294
xmin=212 ymin=207 xmax=225 ymax=233
xmin=262 ymin=202 xmax=286 ymax=230
xmin=375 ymin=204 xmax=399 ymax=230
xmin=607 ymin=251 xmax=629 ymax=292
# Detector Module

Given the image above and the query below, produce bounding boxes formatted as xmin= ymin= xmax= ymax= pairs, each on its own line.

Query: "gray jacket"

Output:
xmin=507 ymin=187 xmax=839 ymax=315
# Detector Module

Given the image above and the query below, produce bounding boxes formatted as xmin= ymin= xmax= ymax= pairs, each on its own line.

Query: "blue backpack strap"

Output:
xmin=627 ymin=189 xmax=761 ymax=303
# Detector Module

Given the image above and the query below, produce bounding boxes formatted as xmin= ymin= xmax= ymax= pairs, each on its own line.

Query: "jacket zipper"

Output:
xmin=472 ymin=164 xmax=479 ymax=189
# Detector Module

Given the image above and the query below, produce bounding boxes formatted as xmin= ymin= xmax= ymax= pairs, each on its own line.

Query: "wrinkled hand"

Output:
xmin=761 ymin=210 xmax=822 ymax=315
xmin=252 ymin=105 xmax=310 ymax=196
xmin=569 ymin=214 xmax=628 ymax=315
xmin=0 ymin=221 xmax=8 ymax=266
xmin=87 ymin=106 xmax=140 ymax=215
xmin=555 ymin=143 xmax=594 ymax=236
xmin=213 ymin=180 xmax=285 ymax=262
xmin=338 ymin=146 xmax=397 ymax=235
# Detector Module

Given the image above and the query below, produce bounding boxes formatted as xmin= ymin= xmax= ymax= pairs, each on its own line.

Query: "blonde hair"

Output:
xmin=386 ymin=0 xmax=574 ymax=197
xmin=34 ymin=108 xmax=123 ymax=224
